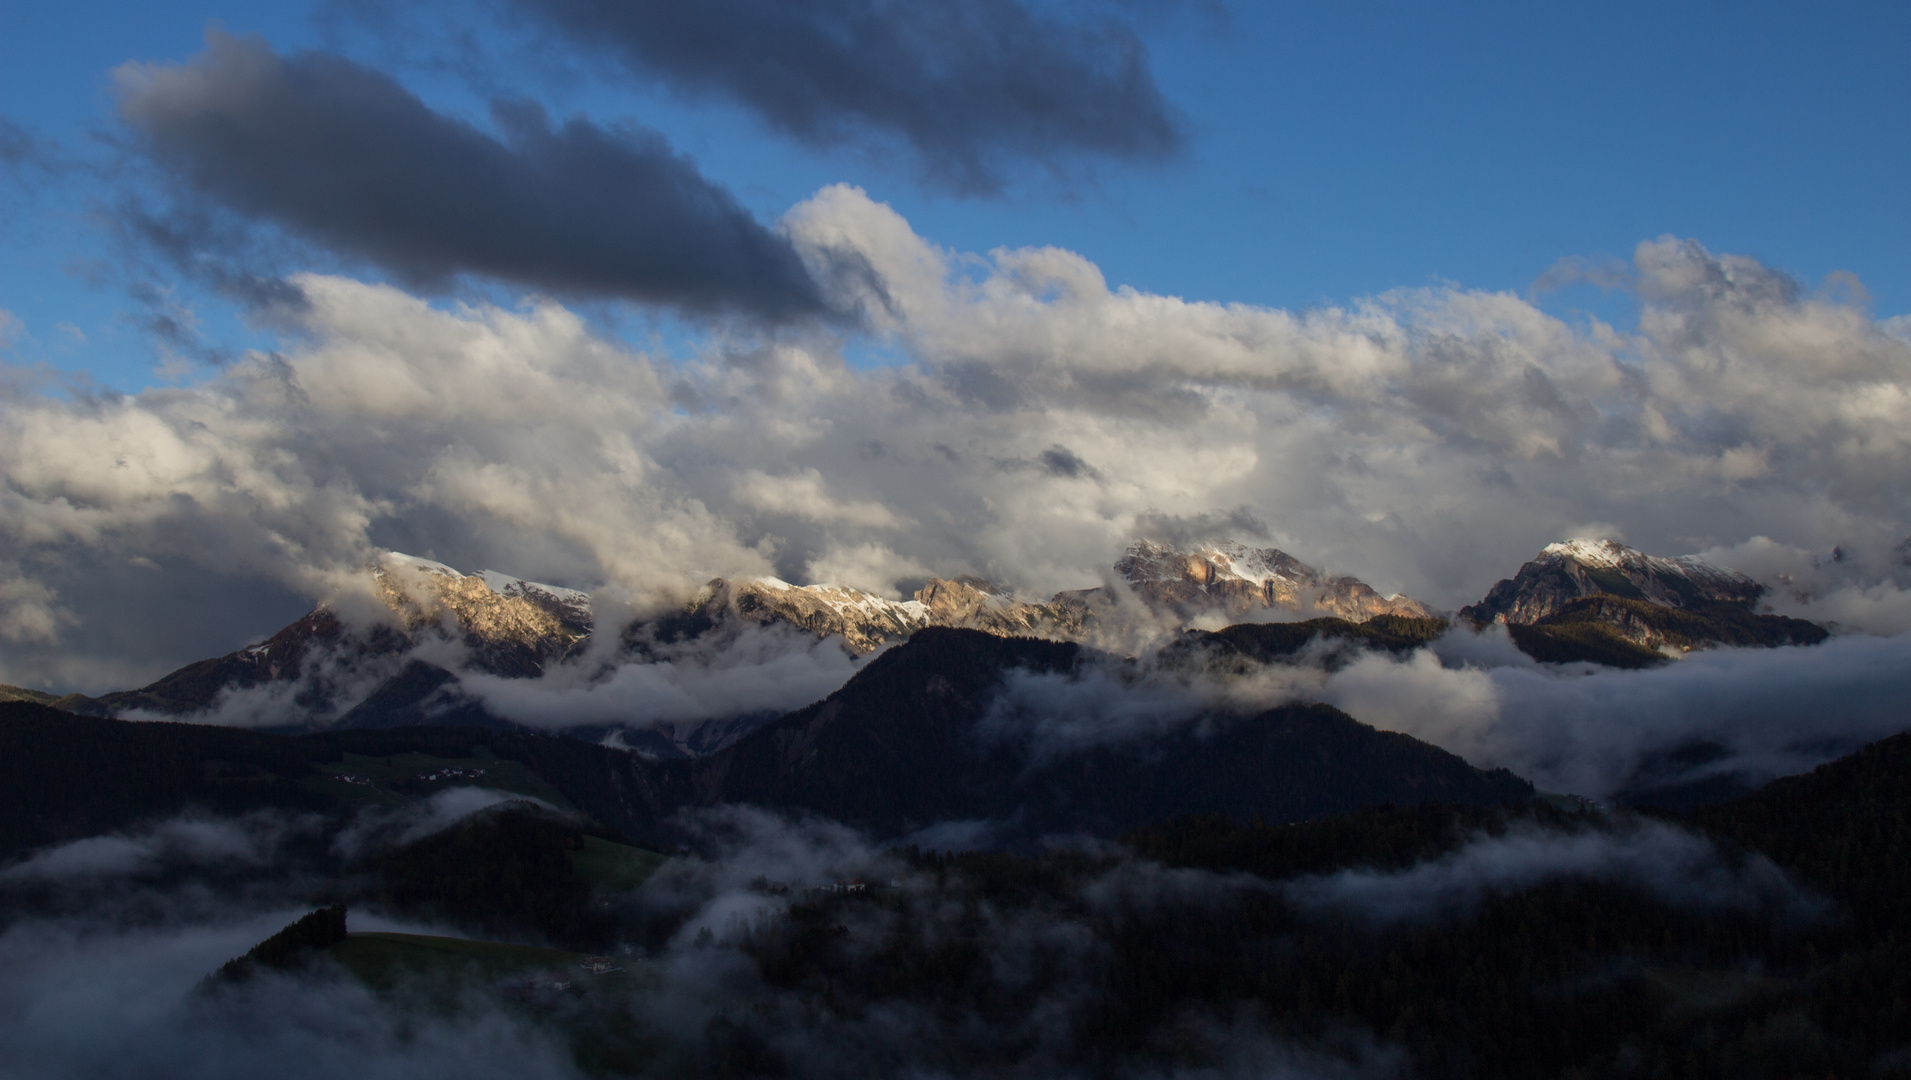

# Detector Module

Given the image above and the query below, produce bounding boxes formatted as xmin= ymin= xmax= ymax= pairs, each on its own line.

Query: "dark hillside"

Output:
xmin=0 ymin=703 xmax=667 ymax=859
xmin=0 ymin=702 xmax=327 ymax=859
xmin=665 ymin=627 xmax=1081 ymax=831
xmin=664 ymin=627 xmax=1530 ymax=838
xmin=351 ymin=803 xmax=610 ymax=948
xmin=1168 ymin=614 xmax=1448 ymax=670
xmin=729 ymin=733 xmax=1911 ymax=1080
xmin=1510 ymin=595 xmax=1828 ymax=668
xmin=1120 ymin=801 xmax=1591 ymax=879
xmin=1692 ymin=730 xmax=1911 ymax=934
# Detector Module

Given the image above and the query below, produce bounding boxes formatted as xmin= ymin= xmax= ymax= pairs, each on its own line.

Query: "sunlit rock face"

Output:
xmin=1461 ymin=538 xmax=1763 ymax=626
xmin=660 ymin=576 xmax=930 ymax=656
xmin=373 ymin=554 xmax=591 ymax=677
xmin=81 ymin=554 xmax=595 ymax=719
xmin=1099 ymin=539 xmax=1433 ymax=623
xmin=628 ymin=574 xmax=1081 ymax=657
xmin=911 ymin=577 xmax=1083 ymax=639
xmin=628 ymin=540 xmax=1428 ymax=656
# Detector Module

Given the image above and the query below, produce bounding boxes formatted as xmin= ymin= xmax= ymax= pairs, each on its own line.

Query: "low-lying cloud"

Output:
xmin=0 ymin=915 xmax=584 ymax=1080
xmin=975 ymin=621 xmax=1911 ymax=802
xmin=1 ymin=811 xmax=311 ymax=886
xmin=1287 ymin=819 xmax=1823 ymax=925
xmin=330 ymin=787 xmax=563 ymax=863
xmin=1328 ymin=629 xmax=1911 ymax=800
xmin=0 ymin=794 xmax=1839 ymax=1080
xmin=461 ymin=623 xmax=873 ymax=731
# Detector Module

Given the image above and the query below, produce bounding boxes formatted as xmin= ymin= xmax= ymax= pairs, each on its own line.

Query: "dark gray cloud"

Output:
xmin=1134 ymin=506 xmax=1274 ymax=547
xmin=114 ymin=32 xmax=825 ymax=319
xmin=1037 ymin=444 xmax=1097 ymax=479
xmin=506 ymin=0 xmax=1188 ymax=194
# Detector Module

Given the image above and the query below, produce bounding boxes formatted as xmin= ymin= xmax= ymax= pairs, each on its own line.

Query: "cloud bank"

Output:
xmin=1287 ymin=818 xmax=1822 ymax=925
xmin=0 ymin=915 xmax=585 ymax=1080
xmin=975 ymin=621 xmax=1911 ymax=804
xmin=1325 ymin=629 xmax=1911 ymax=800
xmin=5 ymin=185 xmax=1911 ymax=691
xmin=461 ymin=623 xmax=874 ymax=730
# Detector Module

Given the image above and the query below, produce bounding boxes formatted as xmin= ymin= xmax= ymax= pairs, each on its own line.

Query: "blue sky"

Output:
xmin=4 ymin=0 xmax=1906 ymax=391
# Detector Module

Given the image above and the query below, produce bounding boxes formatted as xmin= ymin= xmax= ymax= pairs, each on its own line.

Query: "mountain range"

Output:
xmin=0 ymin=536 xmax=1831 ymax=731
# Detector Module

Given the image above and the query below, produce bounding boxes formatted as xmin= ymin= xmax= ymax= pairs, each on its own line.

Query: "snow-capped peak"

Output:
xmin=378 ymin=552 xmax=592 ymax=628
xmin=1539 ymin=538 xmax=1748 ymax=584
xmin=1119 ymin=539 xmax=1320 ymax=588
xmin=1539 ymin=538 xmax=1632 ymax=567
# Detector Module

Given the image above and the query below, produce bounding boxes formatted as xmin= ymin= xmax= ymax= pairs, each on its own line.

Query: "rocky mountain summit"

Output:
xmin=373 ymin=554 xmax=593 ymax=676
xmin=628 ymin=574 xmax=1079 ymax=656
xmin=1461 ymin=538 xmax=1763 ymax=626
xmin=50 ymin=554 xmax=598 ymax=720
xmin=1460 ymin=538 xmax=1821 ymax=665
xmin=1098 ymin=539 xmax=1433 ymax=623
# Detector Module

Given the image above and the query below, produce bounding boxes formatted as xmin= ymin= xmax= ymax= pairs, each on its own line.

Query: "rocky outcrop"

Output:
xmin=913 ymin=577 xmax=1083 ymax=638
xmin=670 ymin=577 xmax=931 ymax=655
xmin=629 ymin=574 xmax=1081 ymax=656
xmin=373 ymin=555 xmax=588 ymax=677
xmin=1086 ymin=539 xmax=1433 ymax=623
xmin=1461 ymin=538 xmax=1762 ymax=626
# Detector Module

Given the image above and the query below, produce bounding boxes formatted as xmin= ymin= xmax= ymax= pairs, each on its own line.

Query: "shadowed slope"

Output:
xmin=660 ymin=627 xmax=1530 ymax=838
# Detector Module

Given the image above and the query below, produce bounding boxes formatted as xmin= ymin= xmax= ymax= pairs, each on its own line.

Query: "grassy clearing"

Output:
xmin=331 ymin=932 xmax=654 ymax=1013
xmin=570 ymin=836 xmax=669 ymax=895
xmin=332 ymin=931 xmax=582 ymax=984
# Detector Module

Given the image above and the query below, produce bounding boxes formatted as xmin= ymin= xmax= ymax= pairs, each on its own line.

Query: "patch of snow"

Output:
xmin=1121 ymin=538 xmax=1318 ymax=588
xmin=382 ymin=551 xmax=464 ymax=578
xmin=1541 ymin=538 xmax=1752 ymax=586
xmin=478 ymin=570 xmax=591 ymax=609
xmin=1540 ymin=538 xmax=1633 ymax=567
